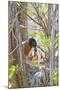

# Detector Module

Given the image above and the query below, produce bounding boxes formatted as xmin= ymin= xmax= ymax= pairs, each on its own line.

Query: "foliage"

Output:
xmin=27 ymin=3 xmax=36 ymax=17
xmin=55 ymin=32 xmax=59 ymax=59
xmin=39 ymin=3 xmax=48 ymax=14
xmin=37 ymin=66 xmax=46 ymax=72
xmin=53 ymin=32 xmax=59 ymax=85
xmin=29 ymin=31 xmax=51 ymax=50
xmin=32 ymin=60 xmax=38 ymax=67
xmin=9 ymin=64 xmax=19 ymax=79
xmin=32 ymin=60 xmax=46 ymax=72
xmin=27 ymin=3 xmax=48 ymax=24
xmin=9 ymin=82 xmax=12 ymax=88
xmin=53 ymin=70 xmax=58 ymax=85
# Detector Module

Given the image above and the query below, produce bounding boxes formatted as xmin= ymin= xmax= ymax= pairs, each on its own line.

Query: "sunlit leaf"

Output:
xmin=55 ymin=50 xmax=58 ymax=57
xmin=55 ymin=43 xmax=58 ymax=49
xmin=28 ymin=11 xmax=36 ymax=17
xmin=38 ymin=66 xmax=45 ymax=71
xmin=29 ymin=32 xmax=36 ymax=38
xmin=29 ymin=31 xmax=51 ymax=50
xmin=9 ymin=82 xmax=12 ymax=88
xmin=53 ymin=71 xmax=58 ymax=85
xmin=27 ymin=3 xmax=36 ymax=16
xmin=39 ymin=4 xmax=48 ymax=14
xmin=56 ymin=33 xmax=59 ymax=37
xmin=9 ymin=65 xmax=16 ymax=79
xmin=32 ymin=60 xmax=38 ymax=66
xmin=54 ymin=38 xmax=58 ymax=44
xmin=9 ymin=64 xmax=19 ymax=79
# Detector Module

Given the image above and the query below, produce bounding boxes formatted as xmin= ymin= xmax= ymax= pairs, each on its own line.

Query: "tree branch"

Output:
xmin=31 ymin=3 xmax=48 ymax=35
xmin=19 ymin=2 xmax=45 ymax=30
xmin=9 ymin=27 xmax=18 ymax=56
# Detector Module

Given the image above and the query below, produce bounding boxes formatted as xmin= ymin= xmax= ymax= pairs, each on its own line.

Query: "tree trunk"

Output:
xmin=48 ymin=4 xmax=55 ymax=85
xmin=16 ymin=2 xmax=29 ymax=87
xmin=8 ymin=1 xmax=22 ymax=88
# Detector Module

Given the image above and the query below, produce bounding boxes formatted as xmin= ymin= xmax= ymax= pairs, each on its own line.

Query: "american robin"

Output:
xmin=22 ymin=38 xmax=37 ymax=60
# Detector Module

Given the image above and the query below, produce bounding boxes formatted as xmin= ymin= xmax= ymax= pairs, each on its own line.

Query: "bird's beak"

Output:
xmin=22 ymin=40 xmax=28 ymax=45
xmin=22 ymin=41 xmax=26 ymax=45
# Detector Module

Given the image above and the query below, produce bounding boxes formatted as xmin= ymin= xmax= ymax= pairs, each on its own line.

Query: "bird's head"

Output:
xmin=22 ymin=38 xmax=37 ymax=57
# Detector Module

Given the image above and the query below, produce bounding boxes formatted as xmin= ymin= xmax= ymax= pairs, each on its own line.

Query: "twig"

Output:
xmin=19 ymin=3 xmax=45 ymax=29
xmin=31 ymin=3 xmax=48 ymax=35
xmin=19 ymin=2 xmax=48 ymax=35
xmin=25 ymin=12 xmax=44 ymax=27
xmin=37 ymin=45 xmax=45 ymax=53
xmin=9 ymin=27 xmax=18 ymax=56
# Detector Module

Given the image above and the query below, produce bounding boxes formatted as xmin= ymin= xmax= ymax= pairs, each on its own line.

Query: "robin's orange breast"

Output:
xmin=24 ymin=43 xmax=31 ymax=56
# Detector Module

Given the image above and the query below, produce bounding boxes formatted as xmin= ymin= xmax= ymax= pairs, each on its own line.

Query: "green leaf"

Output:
xmin=38 ymin=66 xmax=45 ymax=71
xmin=9 ymin=64 xmax=20 ymax=79
xmin=27 ymin=3 xmax=36 ymax=16
xmin=55 ymin=43 xmax=58 ymax=49
xmin=29 ymin=32 xmax=36 ymax=38
xmin=39 ymin=4 xmax=48 ymax=23
xmin=39 ymin=4 xmax=48 ymax=14
xmin=32 ymin=60 xmax=38 ymax=66
xmin=9 ymin=82 xmax=12 ymax=88
xmin=27 ymin=11 xmax=36 ymax=17
xmin=54 ymin=38 xmax=58 ymax=44
xmin=53 ymin=71 xmax=58 ymax=85
xmin=36 ymin=31 xmax=45 ymax=39
xmin=55 ymin=50 xmax=58 ymax=57
xmin=56 ymin=33 xmax=59 ymax=37
xmin=9 ymin=65 xmax=16 ymax=79
xmin=29 ymin=31 xmax=51 ymax=50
